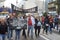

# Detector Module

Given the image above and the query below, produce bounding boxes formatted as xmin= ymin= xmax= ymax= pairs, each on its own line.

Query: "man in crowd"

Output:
xmin=6 ymin=13 xmax=13 ymax=40
xmin=54 ymin=15 xmax=59 ymax=30
xmin=27 ymin=14 xmax=35 ymax=39
xmin=49 ymin=15 xmax=53 ymax=34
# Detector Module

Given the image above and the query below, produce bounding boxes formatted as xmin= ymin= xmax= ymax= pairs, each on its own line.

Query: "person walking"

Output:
xmin=6 ymin=14 xmax=14 ymax=40
xmin=41 ymin=16 xmax=45 ymax=34
xmin=14 ymin=17 xmax=21 ymax=40
xmin=54 ymin=15 xmax=59 ymax=30
xmin=22 ymin=15 xmax=27 ymax=38
xmin=27 ymin=14 xmax=35 ymax=39
xmin=49 ymin=15 xmax=53 ymax=34
xmin=12 ymin=13 xmax=22 ymax=40
xmin=35 ymin=17 xmax=41 ymax=37
xmin=44 ymin=15 xmax=49 ymax=34
xmin=0 ymin=19 xmax=8 ymax=40
xmin=34 ymin=17 xmax=38 ymax=37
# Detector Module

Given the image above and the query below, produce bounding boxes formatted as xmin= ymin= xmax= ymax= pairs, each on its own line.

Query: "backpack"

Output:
xmin=55 ymin=17 xmax=58 ymax=23
xmin=37 ymin=21 xmax=41 ymax=26
xmin=28 ymin=17 xmax=32 ymax=26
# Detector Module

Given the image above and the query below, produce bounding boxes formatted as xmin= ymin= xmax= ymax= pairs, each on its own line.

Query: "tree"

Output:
xmin=43 ymin=12 xmax=47 ymax=17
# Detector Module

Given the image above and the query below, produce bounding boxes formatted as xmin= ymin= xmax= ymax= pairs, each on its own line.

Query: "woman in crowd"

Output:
xmin=22 ymin=15 xmax=27 ymax=38
xmin=35 ymin=17 xmax=41 ymax=37
xmin=0 ymin=19 xmax=8 ymax=40
xmin=44 ymin=15 xmax=49 ymax=34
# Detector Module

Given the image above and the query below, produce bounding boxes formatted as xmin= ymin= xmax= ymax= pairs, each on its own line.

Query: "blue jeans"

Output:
xmin=49 ymin=26 xmax=52 ymax=33
xmin=55 ymin=24 xmax=58 ymax=30
xmin=8 ymin=27 xmax=13 ymax=40
xmin=28 ymin=26 xmax=34 ymax=38
xmin=15 ymin=30 xmax=21 ymax=40
xmin=0 ymin=34 xmax=6 ymax=40
xmin=49 ymin=27 xmax=52 ymax=33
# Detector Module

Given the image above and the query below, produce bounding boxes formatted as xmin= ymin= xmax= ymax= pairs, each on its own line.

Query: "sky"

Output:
xmin=4 ymin=0 xmax=46 ymax=8
xmin=4 ymin=0 xmax=24 ymax=8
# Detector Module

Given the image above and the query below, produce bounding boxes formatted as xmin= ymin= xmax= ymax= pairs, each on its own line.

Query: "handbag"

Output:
xmin=22 ymin=23 xmax=27 ymax=29
xmin=37 ymin=21 xmax=41 ymax=26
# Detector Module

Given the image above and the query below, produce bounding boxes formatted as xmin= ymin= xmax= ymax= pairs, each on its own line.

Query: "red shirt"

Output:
xmin=49 ymin=16 xmax=53 ymax=23
xmin=42 ymin=16 xmax=45 ymax=23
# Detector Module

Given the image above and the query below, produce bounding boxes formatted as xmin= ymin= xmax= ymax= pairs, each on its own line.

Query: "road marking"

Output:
xmin=40 ymin=35 xmax=50 ymax=40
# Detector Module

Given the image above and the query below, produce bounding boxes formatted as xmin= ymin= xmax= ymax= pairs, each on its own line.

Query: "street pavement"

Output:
xmin=5 ymin=29 xmax=60 ymax=40
xmin=42 ymin=31 xmax=60 ymax=40
xmin=5 ymin=29 xmax=47 ymax=40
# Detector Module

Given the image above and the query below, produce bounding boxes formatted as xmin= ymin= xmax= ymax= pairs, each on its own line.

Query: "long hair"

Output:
xmin=23 ymin=15 xmax=26 ymax=19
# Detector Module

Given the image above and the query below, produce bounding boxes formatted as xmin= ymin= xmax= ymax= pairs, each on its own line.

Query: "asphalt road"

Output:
xmin=5 ymin=30 xmax=46 ymax=40
xmin=4 ymin=28 xmax=60 ymax=40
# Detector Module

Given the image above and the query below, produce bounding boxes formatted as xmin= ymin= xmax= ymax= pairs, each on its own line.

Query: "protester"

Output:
xmin=0 ymin=19 xmax=8 ymax=40
xmin=15 ymin=16 xmax=21 ymax=40
xmin=34 ymin=17 xmax=38 ymax=37
xmin=27 ymin=14 xmax=35 ymax=39
xmin=44 ymin=15 xmax=49 ymax=34
xmin=35 ymin=17 xmax=41 ymax=37
xmin=49 ymin=15 xmax=53 ymax=34
xmin=54 ymin=15 xmax=59 ymax=30
xmin=12 ymin=13 xmax=21 ymax=40
xmin=41 ymin=16 xmax=45 ymax=34
xmin=6 ymin=13 xmax=13 ymax=40
xmin=22 ymin=15 xmax=27 ymax=38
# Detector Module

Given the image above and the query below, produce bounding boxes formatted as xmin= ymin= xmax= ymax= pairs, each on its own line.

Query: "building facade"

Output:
xmin=48 ymin=0 xmax=60 ymax=14
xmin=55 ymin=0 xmax=60 ymax=14
xmin=48 ymin=1 xmax=56 ymax=11
xmin=48 ymin=0 xmax=58 ymax=15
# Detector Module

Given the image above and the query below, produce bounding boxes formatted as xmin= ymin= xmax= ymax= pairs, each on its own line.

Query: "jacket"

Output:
xmin=6 ymin=18 xmax=13 ymax=29
xmin=44 ymin=16 xmax=49 ymax=26
xmin=0 ymin=23 xmax=8 ymax=34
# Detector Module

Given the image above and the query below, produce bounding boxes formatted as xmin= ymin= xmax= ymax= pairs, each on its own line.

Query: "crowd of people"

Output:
xmin=0 ymin=13 xmax=60 ymax=40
